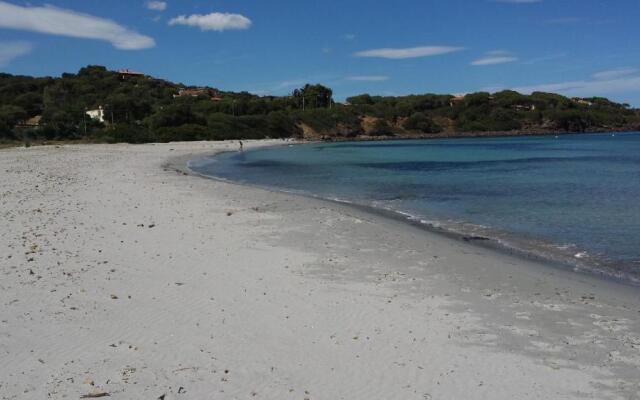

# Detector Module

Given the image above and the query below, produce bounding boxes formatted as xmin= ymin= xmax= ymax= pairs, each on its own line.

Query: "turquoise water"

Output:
xmin=190 ymin=133 xmax=640 ymax=283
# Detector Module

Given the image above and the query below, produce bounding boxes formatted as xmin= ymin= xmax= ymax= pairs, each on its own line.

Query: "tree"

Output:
xmin=552 ymin=110 xmax=594 ymax=132
xmin=403 ymin=112 xmax=441 ymax=133
xmin=148 ymin=102 xmax=204 ymax=129
xmin=493 ymin=90 xmax=527 ymax=107
xmin=267 ymin=111 xmax=300 ymax=138
xmin=0 ymin=65 xmax=637 ymax=143
xmin=464 ymin=92 xmax=492 ymax=107
xmin=293 ymin=84 xmax=333 ymax=109
xmin=0 ymin=105 xmax=27 ymax=125
xmin=370 ymin=118 xmax=391 ymax=136
xmin=346 ymin=94 xmax=374 ymax=105
xmin=0 ymin=105 xmax=27 ymax=139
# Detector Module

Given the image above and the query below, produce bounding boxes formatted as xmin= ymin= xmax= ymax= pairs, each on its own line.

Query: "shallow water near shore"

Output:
xmin=190 ymin=132 xmax=640 ymax=284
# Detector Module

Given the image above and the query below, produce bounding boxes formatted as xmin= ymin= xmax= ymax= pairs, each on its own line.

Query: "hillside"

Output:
xmin=1 ymin=65 xmax=638 ymax=144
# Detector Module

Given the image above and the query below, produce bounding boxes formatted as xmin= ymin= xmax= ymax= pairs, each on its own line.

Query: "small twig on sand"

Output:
xmin=80 ymin=392 xmax=110 ymax=398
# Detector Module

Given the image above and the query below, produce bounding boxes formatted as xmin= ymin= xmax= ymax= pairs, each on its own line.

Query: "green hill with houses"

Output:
xmin=1 ymin=65 xmax=638 ymax=144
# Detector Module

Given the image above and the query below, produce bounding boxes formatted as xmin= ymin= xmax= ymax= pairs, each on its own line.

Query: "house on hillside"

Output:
xmin=117 ymin=69 xmax=145 ymax=80
xmin=513 ymin=104 xmax=536 ymax=112
xmin=572 ymin=98 xmax=593 ymax=107
xmin=86 ymin=106 xmax=105 ymax=123
xmin=449 ymin=95 xmax=466 ymax=107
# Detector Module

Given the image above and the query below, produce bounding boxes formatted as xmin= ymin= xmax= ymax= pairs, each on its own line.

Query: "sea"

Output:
xmin=189 ymin=132 xmax=640 ymax=284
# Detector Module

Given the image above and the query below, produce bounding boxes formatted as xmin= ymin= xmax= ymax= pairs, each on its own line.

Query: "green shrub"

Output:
xmin=370 ymin=119 xmax=391 ymax=136
xmin=403 ymin=112 xmax=441 ymax=133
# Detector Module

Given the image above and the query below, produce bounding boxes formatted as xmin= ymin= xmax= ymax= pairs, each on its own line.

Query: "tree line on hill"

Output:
xmin=0 ymin=65 xmax=638 ymax=144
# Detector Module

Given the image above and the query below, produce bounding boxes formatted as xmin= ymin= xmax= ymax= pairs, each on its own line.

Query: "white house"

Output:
xmin=86 ymin=106 xmax=105 ymax=123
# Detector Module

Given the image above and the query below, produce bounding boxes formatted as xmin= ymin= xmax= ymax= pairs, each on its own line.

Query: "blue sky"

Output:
xmin=1 ymin=0 xmax=640 ymax=104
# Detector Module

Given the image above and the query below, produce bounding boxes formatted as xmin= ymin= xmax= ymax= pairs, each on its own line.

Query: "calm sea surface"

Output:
xmin=190 ymin=132 xmax=640 ymax=283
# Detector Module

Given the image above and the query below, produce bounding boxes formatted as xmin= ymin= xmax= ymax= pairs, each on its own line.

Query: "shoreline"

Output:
xmin=183 ymin=142 xmax=640 ymax=288
xmin=311 ymin=126 xmax=640 ymax=142
xmin=1 ymin=126 xmax=638 ymax=150
xmin=2 ymin=141 xmax=639 ymax=399
xmin=170 ymin=140 xmax=640 ymax=301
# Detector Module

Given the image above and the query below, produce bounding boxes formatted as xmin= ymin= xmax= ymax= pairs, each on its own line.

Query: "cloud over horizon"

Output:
xmin=512 ymin=72 xmax=640 ymax=98
xmin=0 ymin=40 xmax=32 ymax=66
xmin=592 ymin=67 xmax=638 ymax=81
xmin=472 ymin=50 xmax=518 ymax=66
xmin=168 ymin=12 xmax=252 ymax=31
xmin=0 ymin=1 xmax=155 ymax=50
xmin=354 ymin=46 xmax=463 ymax=60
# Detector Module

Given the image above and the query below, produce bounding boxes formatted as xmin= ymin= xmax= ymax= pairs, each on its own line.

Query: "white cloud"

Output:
xmin=472 ymin=56 xmax=517 ymax=65
xmin=592 ymin=67 xmax=638 ymax=81
xmin=146 ymin=1 xmax=167 ymax=11
xmin=274 ymin=79 xmax=306 ymax=90
xmin=0 ymin=40 xmax=32 ymax=66
xmin=354 ymin=46 xmax=463 ymax=59
xmin=512 ymin=75 xmax=640 ymax=97
xmin=346 ymin=75 xmax=389 ymax=82
xmin=472 ymin=50 xmax=518 ymax=66
xmin=168 ymin=12 xmax=251 ymax=31
xmin=344 ymin=34 xmax=356 ymax=41
xmin=0 ymin=1 xmax=154 ymax=50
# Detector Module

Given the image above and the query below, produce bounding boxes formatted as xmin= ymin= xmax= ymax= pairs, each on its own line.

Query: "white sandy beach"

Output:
xmin=1 ymin=140 xmax=639 ymax=400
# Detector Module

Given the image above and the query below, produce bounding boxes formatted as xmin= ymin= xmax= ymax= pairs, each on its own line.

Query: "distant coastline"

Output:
xmin=2 ymin=65 xmax=639 ymax=146
xmin=312 ymin=125 xmax=640 ymax=142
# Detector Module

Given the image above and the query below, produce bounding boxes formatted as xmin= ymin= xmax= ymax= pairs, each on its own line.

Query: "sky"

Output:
xmin=1 ymin=0 xmax=640 ymax=105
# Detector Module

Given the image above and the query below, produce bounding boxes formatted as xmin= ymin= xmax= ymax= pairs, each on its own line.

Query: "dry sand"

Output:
xmin=1 ymin=141 xmax=639 ymax=400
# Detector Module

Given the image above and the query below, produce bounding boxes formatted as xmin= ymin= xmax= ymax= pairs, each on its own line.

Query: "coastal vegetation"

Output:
xmin=1 ymin=65 xmax=638 ymax=144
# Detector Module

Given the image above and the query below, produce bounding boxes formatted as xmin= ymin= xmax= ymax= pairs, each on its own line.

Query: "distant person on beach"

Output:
xmin=239 ymin=140 xmax=244 ymax=152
